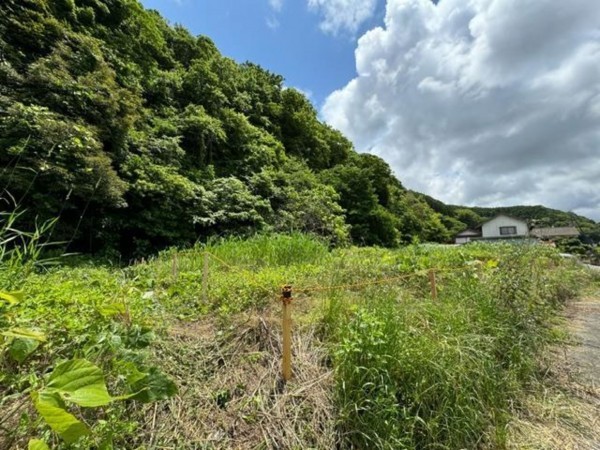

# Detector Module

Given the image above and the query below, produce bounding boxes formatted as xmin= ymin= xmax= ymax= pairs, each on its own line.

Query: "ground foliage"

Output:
xmin=1 ymin=231 xmax=593 ymax=448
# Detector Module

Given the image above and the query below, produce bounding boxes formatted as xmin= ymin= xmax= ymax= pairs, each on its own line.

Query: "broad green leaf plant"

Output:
xmin=31 ymin=359 xmax=116 ymax=444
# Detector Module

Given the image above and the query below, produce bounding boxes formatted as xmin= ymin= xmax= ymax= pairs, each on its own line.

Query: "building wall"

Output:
xmin=455 ymin=237 xmax=472 ymax=244
xmin=482 ymin=215 xmax=528 ymax=238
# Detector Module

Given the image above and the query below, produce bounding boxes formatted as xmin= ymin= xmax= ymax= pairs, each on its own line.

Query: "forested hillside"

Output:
xmin=0 ymin=0 xmax=456 ymax=257
xmin=0 ymin=0 xmax=597 ymax=258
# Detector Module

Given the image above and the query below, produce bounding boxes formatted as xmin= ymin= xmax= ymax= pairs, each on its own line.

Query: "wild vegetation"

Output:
xmin=1 ymin=1 xmax=599 ymax=448
xmin=1 ymin=225 xmax=593 ymax=448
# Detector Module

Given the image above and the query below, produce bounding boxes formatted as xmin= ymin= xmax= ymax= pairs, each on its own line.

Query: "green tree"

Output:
xmin=193 ymin=177 xmax=270 ymax=236
xmin=321 ymin=165 xmax=399 ymax=246
xmin=393 ymin=192 xmax=450 ymax=243
xmin=454 ymin=208 xmax=482 ymax=230
xmin=178 ymin=105 xmax=226 ymax=169
xmin=279 ymin=89 xmax=351 ymax=169
xmin=249 ymin=159 xmax=349 ymax=245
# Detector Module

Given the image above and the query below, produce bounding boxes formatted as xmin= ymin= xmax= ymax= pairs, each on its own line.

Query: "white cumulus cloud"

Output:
xmin=322 ymin=0 xmax=600 ymax=220
xmin=308 ymin=0 xmax=379 ymax=35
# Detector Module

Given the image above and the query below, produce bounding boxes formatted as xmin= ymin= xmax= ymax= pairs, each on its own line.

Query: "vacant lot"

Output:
xmin=1 ymin=235 xmax=593 ymax=449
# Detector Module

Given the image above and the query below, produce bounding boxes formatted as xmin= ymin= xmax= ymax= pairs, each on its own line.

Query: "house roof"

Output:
xmin=456 ymin=229 xmax=482 ymax=237
xmin=481 ymin=214 xmax=528 ymax=226
xmin=530 ymin=227 xmax=579 ymax=238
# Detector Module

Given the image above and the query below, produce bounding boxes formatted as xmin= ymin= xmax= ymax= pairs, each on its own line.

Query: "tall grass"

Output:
xmin=323 ymin=244 xmax=585 ymax=449
xmin=0 ymin=202 xmax=61 ymax=286
xmin=204 ymin=232 xmax=331 ymax=267
xmin=125 ymin=233 xmax=332 ymax=317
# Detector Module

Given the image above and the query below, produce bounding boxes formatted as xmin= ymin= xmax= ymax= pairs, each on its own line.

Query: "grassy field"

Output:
xmin=0 ymin=233 xmax=594 ymax=449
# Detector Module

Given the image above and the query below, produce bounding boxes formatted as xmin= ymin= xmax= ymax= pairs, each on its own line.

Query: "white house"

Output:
xmin=455 ymin=214 xmax=530 ymax=244
xmin=481 ymin=215 xmax=529 ymax=239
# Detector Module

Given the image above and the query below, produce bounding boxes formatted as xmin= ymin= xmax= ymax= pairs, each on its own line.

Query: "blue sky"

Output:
xmin=140 ymin=0 xmax=385 ymax=106
xmin=140 ymin=0 xmax=600 ymax=220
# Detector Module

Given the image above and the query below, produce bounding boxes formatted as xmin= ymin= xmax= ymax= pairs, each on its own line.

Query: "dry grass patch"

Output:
xmin=508 ymin=374 xmax=599 ymax=449
xmin=507 ymin=320 xmax=600 ymax=449
xmin=134 ymin=312 xmax=335 ymax=449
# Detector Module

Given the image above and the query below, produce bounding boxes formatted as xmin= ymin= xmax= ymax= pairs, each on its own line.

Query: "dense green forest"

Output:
xmin=0 ymin=0 xmax=597 ymax=257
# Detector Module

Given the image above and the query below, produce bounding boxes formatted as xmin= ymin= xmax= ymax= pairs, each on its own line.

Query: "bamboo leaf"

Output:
xmin=0 ymin=291 xmax=24 ymax=305
xmin=96 ymin=303 xmax=126 ymax=317
xmin=2 ymin=328 xmax=46 ymax=342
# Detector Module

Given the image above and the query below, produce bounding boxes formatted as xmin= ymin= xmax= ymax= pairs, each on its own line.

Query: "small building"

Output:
xmin=455 ymin=229 xmax=482 ymax=244
xmin=481 ymin=214 xmax=529 ymax=239
xmin=530 ymin=226 xmax=579 ymax=239
xmin=455 ymin=214 xmax=530 ymax=244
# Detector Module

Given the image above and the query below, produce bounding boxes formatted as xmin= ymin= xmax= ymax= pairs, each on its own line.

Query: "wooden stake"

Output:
xmin=202 ymin=251 xmax=209 ymax=304
xmin=281 ymin=285 xmax=293 ymax=381
xmin=171 ymin=252 xmax=179 ymax=281
xmin=429 ymin=269 xmax=438 ymax=300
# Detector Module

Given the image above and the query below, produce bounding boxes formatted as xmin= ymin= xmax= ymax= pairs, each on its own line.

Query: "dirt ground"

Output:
xmin=564 ymin=295 xmax=600 ymax=388
xmin=508 ymin=273 xmax=600 ymax=449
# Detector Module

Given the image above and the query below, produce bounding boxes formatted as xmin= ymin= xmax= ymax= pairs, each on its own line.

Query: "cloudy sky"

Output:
xmin=141 ymin=0 xmax=600 ymax=220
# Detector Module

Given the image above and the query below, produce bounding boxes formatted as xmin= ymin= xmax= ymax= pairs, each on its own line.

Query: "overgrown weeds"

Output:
xmin=1 ymin=234 xmax=591 ymax=448
xmin=322 ymin=244 xmax=587 ymax=449
xmin=0 ymin=202 xmax=177 ymax=449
